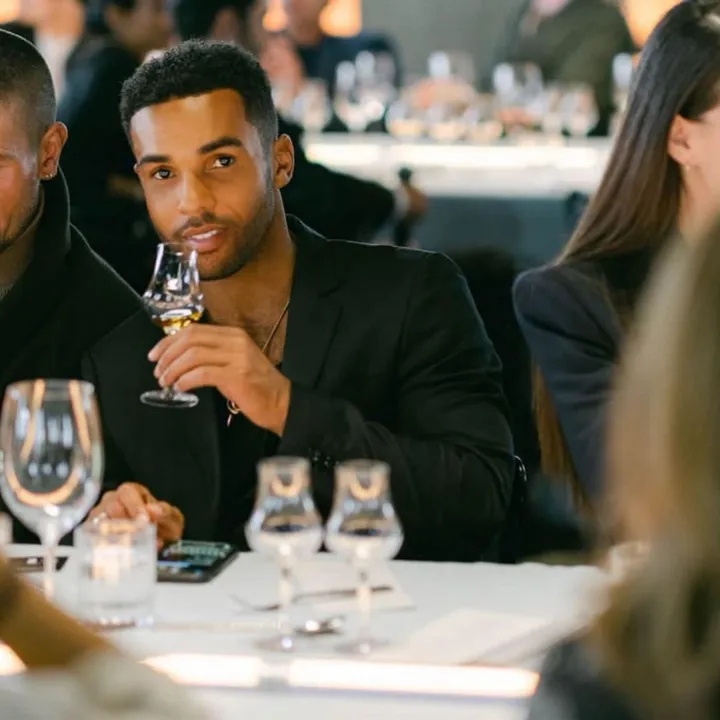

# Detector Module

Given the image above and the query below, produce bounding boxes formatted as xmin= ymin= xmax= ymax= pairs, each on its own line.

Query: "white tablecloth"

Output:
xmin=6 ymin=547 xmax=604 ymax=720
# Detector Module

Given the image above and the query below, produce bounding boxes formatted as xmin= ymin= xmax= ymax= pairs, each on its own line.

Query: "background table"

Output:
xmin=7 ymin=547 xmax=605 ymax=719
xmin=304 ymin=134 xmax=611 ymax=267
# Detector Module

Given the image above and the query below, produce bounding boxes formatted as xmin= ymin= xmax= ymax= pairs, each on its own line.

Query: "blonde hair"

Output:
xmin=595 ymin=220 xmax=720 ymax=718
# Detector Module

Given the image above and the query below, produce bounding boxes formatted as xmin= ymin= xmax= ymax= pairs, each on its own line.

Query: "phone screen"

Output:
xmin=157 ymin=541 xmax=238 ymax=583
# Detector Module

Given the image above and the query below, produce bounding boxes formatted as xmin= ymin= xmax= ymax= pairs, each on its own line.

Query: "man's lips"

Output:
xmin=182 ymin=226 xmax=226 ymax=251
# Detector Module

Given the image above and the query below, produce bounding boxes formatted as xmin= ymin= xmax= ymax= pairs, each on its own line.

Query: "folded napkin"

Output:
xmin=372 ymin=608 xmax=586 ymax=666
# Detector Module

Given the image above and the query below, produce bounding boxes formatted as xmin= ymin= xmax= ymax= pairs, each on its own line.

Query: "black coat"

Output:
xmin=83 ymin=219 xmax=514 ymax=561
xmin=513 ymin=252 xmax=652 ymax=503
xmin=0 ymin=174 xmax=143 ymax=543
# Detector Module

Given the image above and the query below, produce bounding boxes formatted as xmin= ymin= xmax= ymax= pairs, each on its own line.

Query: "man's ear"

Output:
xmin=37 ymin=122 xmax=68 ymax=180
xmin=273 ymin=133 xmax=295 ymax=189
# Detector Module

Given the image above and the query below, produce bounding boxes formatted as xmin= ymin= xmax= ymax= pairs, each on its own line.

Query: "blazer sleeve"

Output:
xmin=280 ymin=118 xmax=395 ymax=242
xmin=513 ymin=268 xmax=618 ymax=502
xmin=279 ymin=253 xmax=514 ymax=561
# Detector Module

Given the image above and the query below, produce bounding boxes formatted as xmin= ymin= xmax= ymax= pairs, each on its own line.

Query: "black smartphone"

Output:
xmin=9 ymin=556 xmax=68 ymax=573
xmin=157 ymin=541 xmax=239 ymax=583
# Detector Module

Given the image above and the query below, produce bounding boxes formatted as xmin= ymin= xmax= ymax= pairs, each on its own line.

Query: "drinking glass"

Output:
xmin=141 ymin=242 xmax=204 ymax=409
xmin=245 ymin=457 xmax=322 ymax=652
xmin=288 ymin=79 xmax=333 ymax=132
xmin=428 ymin=51 xmax=476 ymax=86
xmin=75 ymin=515 xmax=156 ymax=629
xmin=325 ymin=460 xmax=403 ymax=655
xmin=0 ymin=380 xmax=103 ymax=599
xmin=561 ymin=84 xmax=598 ymax=138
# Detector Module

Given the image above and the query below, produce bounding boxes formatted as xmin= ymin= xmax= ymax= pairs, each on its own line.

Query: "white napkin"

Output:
xmin=239 ymin=557 xmax=414 ymax=613
xmin=372 ymin=608 xmax=586 ymax=666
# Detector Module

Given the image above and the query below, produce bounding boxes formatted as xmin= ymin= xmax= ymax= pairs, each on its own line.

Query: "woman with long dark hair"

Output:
xmin=514 ymin=0 xmax=720 ymax=516
xmin=529 ymin=219 xmax=720 ymax=719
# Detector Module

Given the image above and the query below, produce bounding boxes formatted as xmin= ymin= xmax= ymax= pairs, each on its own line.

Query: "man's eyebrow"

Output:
xmin=198 ymin=136 xmax=245 ymax=154
xmin=135 ymin=137 xmax=245 ymax=168
xmin=135 ymin=153 xmax=170 ymax=168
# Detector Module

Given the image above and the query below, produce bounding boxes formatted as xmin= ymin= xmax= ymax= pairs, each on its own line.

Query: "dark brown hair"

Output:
xmin=535 ymin=0 xmax=720 ymax=505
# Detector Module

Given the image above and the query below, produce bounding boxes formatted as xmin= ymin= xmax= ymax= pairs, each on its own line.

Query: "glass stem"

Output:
xmin=43 ymin=523 xmax=59 ymax=600
xmin=356 ymin=560 xmax=372 ymax=651
xmin=277 ymin=550 xmax=294 ymax=647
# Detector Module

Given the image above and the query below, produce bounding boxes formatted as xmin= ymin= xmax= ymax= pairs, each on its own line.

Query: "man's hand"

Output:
xmin=261 ymin=35 xmax=305 ymax=110
xmin=148 ymin=325 xmax=291 ymax=436
xmin=90 ymin=483 xmax=184 ymax=549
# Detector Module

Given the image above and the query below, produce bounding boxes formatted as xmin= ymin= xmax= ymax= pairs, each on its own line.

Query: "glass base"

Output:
xmin=255 ymin=635 xmax=295 ymax=653
xmin=140 ymin=389 xmax=199 ymax=409
xmin=336 ymin=637 xmax=389 ymax=656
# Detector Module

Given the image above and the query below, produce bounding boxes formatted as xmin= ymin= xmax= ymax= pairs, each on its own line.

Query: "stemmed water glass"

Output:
xmin=325 ymin=460 xmax=403 ymax=655
xmin=141 ymin=242 xmax=204 ymax=409
xmin=0 ymin=380 xmax=104 ymax=598
xmin=246 ymin=457 xmax=323 ymax=652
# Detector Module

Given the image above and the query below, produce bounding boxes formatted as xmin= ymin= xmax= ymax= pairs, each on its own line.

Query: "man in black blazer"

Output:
xmin=86 ymin=40 xmax=513 ymax=562
xmin=0 ymin=31 xmax=142 ymax=542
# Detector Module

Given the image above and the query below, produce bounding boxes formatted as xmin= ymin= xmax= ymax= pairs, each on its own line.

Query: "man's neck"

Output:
xmin=201 ymin=214 xmax=295 ymax=335
xmin=287 ymin=22 xmax=324 ymax=48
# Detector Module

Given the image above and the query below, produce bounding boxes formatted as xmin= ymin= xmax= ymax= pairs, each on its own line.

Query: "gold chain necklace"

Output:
xmin=226 ymin=298 xmax=290 ymax=427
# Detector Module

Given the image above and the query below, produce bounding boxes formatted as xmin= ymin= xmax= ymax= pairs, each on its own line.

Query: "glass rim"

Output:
xmin=336 ymin=459 xmax=390 ymax=475
xmin=156 ymin=241 xmax=198 ymax=256
xmin=5 ymin=379 xmax=96 ymax=401
xmin=258 ymin=456 xmax=311 ymax=473
xmin=78 ymin=514 xmax=154 ymax=537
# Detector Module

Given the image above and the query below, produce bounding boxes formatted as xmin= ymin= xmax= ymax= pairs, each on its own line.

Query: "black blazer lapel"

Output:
xmin=283 ymin=220 xmax=343 ymax=389
xmin=86 ymin=311 xmax=220 ymax=539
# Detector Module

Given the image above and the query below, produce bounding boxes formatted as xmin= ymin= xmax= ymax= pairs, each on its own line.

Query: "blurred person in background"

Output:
xmin=171 ymin=0 xmax=425 ymax=242
xmin=620 ymin=0 xmax=681 ymax=46
xmin=0 ymin=30 xmax=141 ymax=543
xmin=529 ymin=226 xmax=720 ymax=719
xmin=58 ymin=0 xmax=171 ymax=292
xmin=493 ymin=0 xmax=635 ymax=135
xmin=263 ymin=0 xmax=400 ymax=106
xmin=0 ymin=550 xmax=208 ymax=718
xmin=514 ymin=1 xmax=720 ymax=528
xmin=1 ymin=0 xmax=85 ymax=98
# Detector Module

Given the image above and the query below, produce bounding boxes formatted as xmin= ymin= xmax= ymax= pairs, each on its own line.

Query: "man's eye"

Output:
xmin=212 ymin=156 xmax=235 ymax=169
xmin=151 ymin=167 xmax=173 ymax=180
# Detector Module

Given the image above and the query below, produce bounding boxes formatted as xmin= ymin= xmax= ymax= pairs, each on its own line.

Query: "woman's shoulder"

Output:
xmin=528 ymin=639 xmax=641 ymax=720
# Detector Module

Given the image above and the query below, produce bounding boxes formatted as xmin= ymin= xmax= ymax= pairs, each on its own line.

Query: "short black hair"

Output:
xmin=172 ymin=0 xmax=256 ymax=41
xmin=120 ymin=39 xmax=278 ymax=151
xmin=0 ymin=30 xmax=56 ymax=143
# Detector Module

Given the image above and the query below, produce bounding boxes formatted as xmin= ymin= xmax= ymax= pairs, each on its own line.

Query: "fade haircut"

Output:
xmin=0 ymin=30 xmax=56 ymax=145
xmin=119 ymin=39 xmax=278 ymax=152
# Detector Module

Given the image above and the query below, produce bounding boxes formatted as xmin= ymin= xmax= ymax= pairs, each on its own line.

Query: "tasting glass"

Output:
xmin=0 ymin=380 xmax=103 ymax=599
xmin=141 ymin=242 xmax=204 ymax=409
xmin=325 ymin=460 xmax=403 ymax=655
xmin=246 ymin=457 xmax=323 ymax=652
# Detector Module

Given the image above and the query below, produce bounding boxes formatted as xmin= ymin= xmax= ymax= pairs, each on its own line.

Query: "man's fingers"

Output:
xmin=147 ymin=502 xmax=184 ymax=543
xmin=116 ymin=484 xmax=152 ymax=519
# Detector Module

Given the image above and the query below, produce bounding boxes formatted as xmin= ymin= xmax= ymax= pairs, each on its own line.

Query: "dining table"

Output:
xmin=2 ymin=545 xmax=606 ymax=720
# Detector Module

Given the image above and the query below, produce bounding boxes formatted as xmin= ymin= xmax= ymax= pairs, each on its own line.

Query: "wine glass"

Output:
xmin=141 ymin=243 xmax=204 ymax=409
xmin=428 ymin=51 xmax=476 ymax=86
xmin=245 ymin=457 xmax=323 ymax=652
xmin=325 ymin=460 xmax=403 ymax=655
xmin=561 ymin=84 xmax=599 ymax=138
xmin=0 ymin=379 xmax=104 ymax=598
xmin=288 ymin=79 xmax=333 ymax=132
